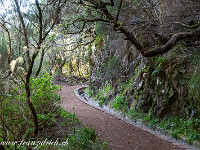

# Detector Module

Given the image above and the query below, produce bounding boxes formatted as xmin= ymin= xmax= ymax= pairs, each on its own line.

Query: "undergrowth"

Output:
xmin=0 ymin=74 xmax=107 ymax=150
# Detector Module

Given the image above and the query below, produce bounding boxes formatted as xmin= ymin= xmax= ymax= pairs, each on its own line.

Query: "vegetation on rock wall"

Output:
xmin=85 ymin=51 xmax=200 ymax=142
xmin=86 ymin=0 xmax=200 ymax=126
xmin=84 ymin=1 xmax=200 ymax=141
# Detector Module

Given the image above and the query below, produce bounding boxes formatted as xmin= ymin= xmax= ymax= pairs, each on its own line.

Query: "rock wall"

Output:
xmin=90 ymin=0 xmax=200 ymax=118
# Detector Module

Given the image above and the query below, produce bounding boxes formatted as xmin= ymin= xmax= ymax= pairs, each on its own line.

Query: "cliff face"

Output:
xmin=89 ymin=0 xmax=200 ymax=118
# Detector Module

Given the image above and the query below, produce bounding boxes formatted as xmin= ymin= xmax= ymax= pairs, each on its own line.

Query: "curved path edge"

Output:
xmin=74 ymin=86 xmax=198 ymax=150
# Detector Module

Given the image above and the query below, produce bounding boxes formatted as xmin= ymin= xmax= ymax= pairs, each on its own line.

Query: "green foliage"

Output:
xmin=0 ymin=38 xmax=8 ymax=72
xmin=85 ymin=86 xmax=93 ymax=97
xmin=67 ymin=127 xmax=103 ymax=149
xmin=95 ymin=35 xmax=103 ymax=49
xmin=0 ymin=74 xmax=62 ymax=145
xmin=97 ymin=82 xmax=113 ymax=105
xmin=111 ymin=94 xmax=129 ymax=113
xmin=188 ymin=68 xmax=200 ymax=106
xmin=37 ymin=113 xmax=57 ymax=127
xmin=30 ymin=74 xmax=62 ymax=111
xmin=1 ymin=74 xmax=106 ymax=149
xmin=86 ymin=82 xmax=114 ymax=106
xmin=127 ymin=108 xmax=200 ymax=142
xmin=158 ymin=116 xmax=200 ymax=142
xmin=95 ymin=22 xmax=104 ymax=37
xmin=188 ymin=52 xmax=200 ymax=108
xmin=103 ymin=56 xmax=122 ymax=77
xmin=106 ymin=5 xmax=118 ymax=15
xmin=87 ymin=68 xmax=200 ymax=144
xmin=127 ymin=65 xmax=142 ymax=83
xmin=61 ymin=52 xmax=90 ymax=78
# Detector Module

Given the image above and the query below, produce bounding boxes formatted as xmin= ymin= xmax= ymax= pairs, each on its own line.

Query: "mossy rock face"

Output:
xmin=124 ymin=55 xmax=189 ymax=118
xmin=90 ymin=43 xmax=200 ymax=119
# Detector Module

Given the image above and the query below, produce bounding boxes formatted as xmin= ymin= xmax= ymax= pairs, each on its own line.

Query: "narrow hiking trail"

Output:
xmin=58 ymin=84 xmax=193 ymax=150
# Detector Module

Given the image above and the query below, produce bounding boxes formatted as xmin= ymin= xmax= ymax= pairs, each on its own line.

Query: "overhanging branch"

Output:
xmin=84 ymin=0 xmax=200 ymax=57
xmin=65 ymin=18 xmax=111 ymax=34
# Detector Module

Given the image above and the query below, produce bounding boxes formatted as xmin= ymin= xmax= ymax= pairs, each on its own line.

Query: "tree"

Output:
xmin=1 ymin=0 xmax=66 ymax=136
xmin=65 ymin=0 xmax=200 ymax=57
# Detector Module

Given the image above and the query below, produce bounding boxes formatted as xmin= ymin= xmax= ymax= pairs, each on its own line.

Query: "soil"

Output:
xmin=57 ymin=84 xmax=194 ymax=150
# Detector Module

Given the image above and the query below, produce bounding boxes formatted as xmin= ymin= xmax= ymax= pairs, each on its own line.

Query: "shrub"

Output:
xmin=111 ymin=94 xmax=128 ymax=113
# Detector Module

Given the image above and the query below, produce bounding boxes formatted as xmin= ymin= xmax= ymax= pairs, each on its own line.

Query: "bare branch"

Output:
xmin=14 ymin=0 xmax=31 ymax=64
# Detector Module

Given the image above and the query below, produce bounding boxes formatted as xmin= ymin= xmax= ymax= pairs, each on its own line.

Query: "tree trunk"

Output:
xmin=69 ymin=60 xmax=73 ymax=76
xmin=60 ymin=58 xmax=66 ymax=74
xmin=77 ymin=59 xmax=81 ymax=77
xmin=25 ymin=51 xmax=39 ymax=136
xmin=35 ymin=48 xmax=45 ymax=77
xmin=25 ymin=88 xmax=38 ymax=136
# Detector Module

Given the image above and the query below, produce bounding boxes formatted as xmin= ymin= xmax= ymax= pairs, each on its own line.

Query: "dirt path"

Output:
xmin=58 ymin=85 xmax=193 ymax=150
